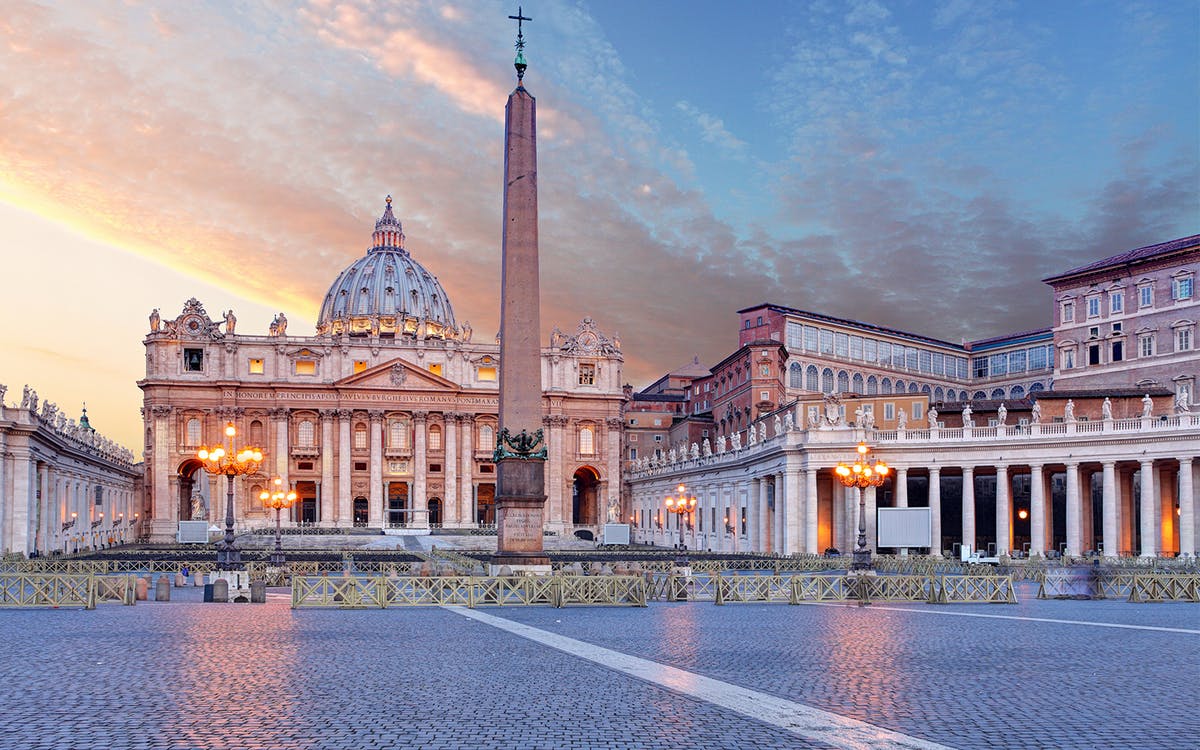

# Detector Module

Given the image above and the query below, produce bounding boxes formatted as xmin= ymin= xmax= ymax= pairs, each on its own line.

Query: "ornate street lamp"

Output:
xmin=664 ymin=483 xmax=697 ymax=557
xmin=260 ymin=477 xmax=298 ymax=567
xmin=197 ymin=421 xmax=263 ymax=570
xmin=834 ymin=441 xmax=890 ymax=571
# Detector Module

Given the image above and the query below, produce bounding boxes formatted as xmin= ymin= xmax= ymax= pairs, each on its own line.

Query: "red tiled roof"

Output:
xmin=1043 ymin=234 xmax=1200 ymax=283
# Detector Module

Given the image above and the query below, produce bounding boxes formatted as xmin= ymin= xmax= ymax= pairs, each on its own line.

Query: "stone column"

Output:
xmin=784 ymin=469 xmax=801 ymax=555
xmin=460 ymin=416 xmax=475 ymax=527
xmin=544 ymin=416 xmax=566 ymax=527
xmin=337 ymin=409 xmax=352 ymax=526
xmin=36 ymin=464 xmax=49 ymax=554
xmin=271 ymin=408 xmax=290 ymax=490
xmin=757 ymin=477 xmax=770 ymax=553
xmin=865 ymin=485 xmax=878 ymax=553
xmin=320 ymin=410 xmax=335 ymax=526
xmin=368 ymin=411 xmax=384 ymax=527
xmin=805 ymin=469 xmax=819 ymax=556
xmin=605 ymin=417 xmax=623 ymax=522
xmin=412 ymin=411 xmax=428 ymax=528
xmin=7 ymin=449 xmax=32 ymax=555
xmin=962 ymin=467 xmax=975 ymax=555
xmin=1139 ymin=460 xmax=1156 ymax=557
xmin=928 ymin=468 xmax=942 ymax=556
xmin=895 ymin=467 xmax=909 ymax=556
xmin=1180 ymin=458 xmax=1195 ymax=558
xmin=1101 ymin=461 xmax=1117 ymax=558
xmin=831 ymin=482 xmax=844 ymax=550
xmin=995 ymin=465 xmax=1011 ymax=556
xmin=444 ymin=413 xmax=458 ymax=527
xmin=150 ymin=405 xmax=174 ymax=541
xmin=1065 ymin=462 xmax=1081 ymax=557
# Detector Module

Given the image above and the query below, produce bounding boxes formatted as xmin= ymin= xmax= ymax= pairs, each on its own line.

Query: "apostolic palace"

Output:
xmin=0 ymin=218 xmax=1196 ymax=558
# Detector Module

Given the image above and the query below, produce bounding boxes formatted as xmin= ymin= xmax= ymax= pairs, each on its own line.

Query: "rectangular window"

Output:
xmin=803 ymin=325 xmax=818 ymax=352
xmin=973 ymin=357 xmax=988 ymax=379
xmin=849 ymin=336 xmax=863 ymax=360
xmin=834 ymin=332 xmax=849 ymax=357
xmin=629 ymin=434 xmax=638 ymax=442
xmin=95 ymin=486 xmax=104 ymax=506
xmin=248 ymin=358 xmax=264 ymax=374
xmin=428 ymin=363 xmax=443 ymax=376
xmin=912 ymin=402 xmax=923 ymax=420
xmin=653 ymin=418 xmax=662 ymax=426
xmin=1062 ymin=349 xmax=1076 ymax=369
xmin=989 ymin=353 xmax=1008 ymax=376
xmin=957 ymin=357 xmax=969 ymax=379
xmin=760 ymin=390 xmax=770 ymax=401
xmin=1111 ymin=341 xmax=1123 ymax=362
xmin=1008 ymin=350 xmax=1026 ymax=373
xmin=629 ymin=448 xmax=637 ymax=460
xmin=295 ymin=360 xmax=316 ymax=375
xmin=1111 ymin=322 xmax=1122 ymax=333
xmin=578 ymin=363 xmax=596 ymax=385
xmin=1110 ymin=292 xmax=1123 ymax=314
xmin=819 ymin=329 xmax=834 ymax=354
xmin=1139 ymin=334 xmax=1155 ymax=358
xmin=919 ymin=350 xmax=932 ymax=373
xmin=1178 ymin=328 xmax=1194 ymax=352
xmin=1088 ymin=344 xmax=1101 ymax=366
xmin=184 ymin=348 xmax=204 ymax=372
xmin=877 ymin=342 xmax=890 ymax=366
xmin=883 ymin=403 xmax=895 ymax=421
xmin=1139 ymin=285 xmax=1153 ymax=308
xmin=354 ymin=429 xmax=367 ymax=450
xmin=1088 ymin=326 xmax=1100 ymax=338
xmin=1087 ymin=297 xmax=1101 ymax=318
xmin=931 ymin=351 xmax=944 ymax=375
xmin=654 ymin=435 xmax=663 ymax=442
xmin=864 ymin=338 xmax=877 ymax=362
xmin=1029 ymin=346 xmax=1047 ymax=371
xmin=1174 ymin=276 xmax=1194 ymax=300
xmin=354 ymin=360 xmax=368 ymax=374
xmin=1061 ymin=302 xmax=1074 ymax=323
xmin=477 ymin=366 xmax=497 ymax=381
xmin=785 ymin=321 xmax=804 ymax=349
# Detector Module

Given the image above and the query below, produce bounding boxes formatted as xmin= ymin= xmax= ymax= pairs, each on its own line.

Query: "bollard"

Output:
xmin=135 ymin=577 xmax=149 ymax=601
xmin=155 ymin=576 xmax=171 ymax=602
xmin=174 ymin=573 xmax=186 ymax=588
xmin=249 ymin=580 xmax=267 ymax=604
xmin=194 ymin=574 xmax=203 ymax=587
xmin=212 ymin=578 xmax=229 ymax=603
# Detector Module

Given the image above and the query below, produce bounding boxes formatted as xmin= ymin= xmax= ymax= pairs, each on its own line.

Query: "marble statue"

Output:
xmin=731 ymin=432 xmax=742 ymax=450
xmin=606 ymin=499 xmax=620 ymax=523
xmin=1064 ymin=399 xmax=1075 ymax=423
xmin=717 ymin=435 xmax=727 ymax=453
xmin=1102 ymin=398 xmax=1112 ymax=420
xmin=1142 ymin=394 xmax=1153 ymax=418
xmin=1031 ymin=401 xmax=1042 ymax=424
xmin=962 ymin=403 xmax=973 ymax=428
xmin=773 ymin=414 xmax=782 ymax=436
xmin=927 ymin=406 xmax=937 ymax=429
xmin=149 ymin=308 xmax=161 ymax=332
xmin=997 ymin=403 xmax=1007 ymax=426
xmin=746 ymin=426 xmax=757 ymax=446
xmin=690 ymin=443 xmax=700 ymax=460
xmin=223 ymin=309 xmax=237 ymax=334
xmin=758 ymin=422 xmax=766 ymax=443
xmin=897 ymin=408 xmax=907 ymax=430
xmin=784 ymin=411 xmax=794 ymax=431
xmin=276 ymin=312 xmax=288 ymax=336
xmin=1175 ymin=390 xmax=1190 ymax=414
xmin=269 ymin=316 xmax=279 ymax=336
xmin=461 ymin=320 xmax=473 ymax=343
xmin=190 ymin=492 xmax=204 ymax=521
xmin=702 ymin=439 xmax=712 ymax=457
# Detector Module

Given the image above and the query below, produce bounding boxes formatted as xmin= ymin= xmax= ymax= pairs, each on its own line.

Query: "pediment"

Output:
xmin=335 ymin=358 xmax=458 ymax=391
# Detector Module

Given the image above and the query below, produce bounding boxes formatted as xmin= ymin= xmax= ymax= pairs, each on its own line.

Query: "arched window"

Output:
xmin=250 ymin=419 xmax=265 ymax=446
xmin=934 ymin=387 xmax=944 ymax=402
xmin=837 ymin=371 xmax=849 ymax=393
xmin=921 ymin=384 xmax=931 ymax=395
xmin=1009 ymin=385 xmax=1025 ymax=399
xmin=895 ymin=379 xmax=906 ymax=393
xmin=881 ymin=378 xmax=893 ymax=394
xmin=852 ymin=373 xmax=864 ymax=393
xmin=821 ymin=368 xmax=834 ymax=394
xmin=479 ymin=423 xmax=494 ymax=448
xmin=389 ymin=420 xmax=409 ymax=449
xmin=867 ymin=375 xmax=878 ymax=395
xmin=579 ymin=426 xmax=595 ymax=455
xmin=789 ymin=362 xmax=802 ymax=388
xmin=806 ymin=365 xmax=820 ymax=391
xmin=909 ymin=382 xmax=919 ymax=394
xmin=354 ymin=423 xmax=368 ymax=450
xmin=990 ymin=388 xmax=1005 ymax=399
xmin=297 ymin=420 xmax=315 ymax=447
xmin=973 ymin=391 xmax=987 ymax=400
xmin=1028 ymin=382 xmax=1046 ymax=393
xmin=185 ymin=418 xmax=201 ymax=447
xmin=428 ymin=424 xmax=443 ymax=451
xmin=959 ymin=390 xmax=969 ymax=401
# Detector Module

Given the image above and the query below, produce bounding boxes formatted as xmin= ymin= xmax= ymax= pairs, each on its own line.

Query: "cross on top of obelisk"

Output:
xmin=508 ymin=6 xmax=532 ymax=81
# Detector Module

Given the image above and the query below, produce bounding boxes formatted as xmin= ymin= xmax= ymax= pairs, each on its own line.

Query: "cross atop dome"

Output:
xmin=509 ymin=6 xmax=531 ymax=82
xmin=372 ymin=195 xmax=405 ymax=251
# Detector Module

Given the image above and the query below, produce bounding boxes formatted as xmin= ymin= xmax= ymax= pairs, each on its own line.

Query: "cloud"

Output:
xmin=675 ymin=101 xmax=747 ymax=157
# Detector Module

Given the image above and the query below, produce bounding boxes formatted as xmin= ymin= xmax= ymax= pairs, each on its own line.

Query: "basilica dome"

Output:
xmin=317 ymin=198 xmax=459 ymax=339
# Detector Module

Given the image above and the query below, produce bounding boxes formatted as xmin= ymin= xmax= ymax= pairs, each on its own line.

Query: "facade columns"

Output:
xmin=412 ymin=411 xmax=428 ymax=528
xmin=995 ymin=465 xmax=1010 ymax=556
xmin=928 ymin=468 xmax=942 ymax=556
xmin=1180 ymin=458 xmax=1195 ymax=558
xmin=150 ymin=405 xmax=174 ymax=537
xmin=1065 ymin=462 xmax=1081 ymax=557
xmin=336 ymin=410 xmax=352 ymax=526
xmin=368 ymin=411 xmax=384 ymax=526
xmin=444 ymin=413 xmax=458 ymax=527
xmin=544 ymin=416 xmax=565 ymax=527
xmin=1101 ymin=461 xmax=1117 ymax=557
xmin=271 ymin=408 xmax=290 ymax=489
xmin=1139 ymin=460 xmax=1156 ymax=557
xmin=895 ymin=467 xmax=908 ymax=556
xmin=320 ymin=410 xmax=335 ymax=525
xmin=757 ymin=477 xmax=770 ymax=553
xmin=459 ymin=416 xmax=475 ymax=526
xmin=783 ymin=469 xmax=800 ymax=555
xmin=962 ymin=467 xmax=975 ymax=554
xmin=805 ymin=469 xmax=819 ymax=556
xmin=865 ymin=485 xmax=878 ymax=553
xmin=605 ymin=418 xmax=623 ymax=521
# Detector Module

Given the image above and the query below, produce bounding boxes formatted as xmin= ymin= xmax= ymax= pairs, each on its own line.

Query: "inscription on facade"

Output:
xmin=222 ymin=390 xmax=498 ymax=406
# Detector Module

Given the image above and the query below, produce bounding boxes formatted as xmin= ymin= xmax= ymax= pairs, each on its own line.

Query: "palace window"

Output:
xmin=295 ymin=360 xmax=316 ymax=376
xmin=1139 ymin=284 xmax=1153 ymax=308
xmin=803 ymin=325 xmax=818 ymax=351
xmin=579 ymin=426 xmax=595 ymax=455
xmin=1111 ymin=341 xmax=1124 ymax=362
xmin=1173 ymin=274 xmax=1194 ymax=301
xmin=390 ymin=420 xmax=409 ymax=449
xmin=883 ymin=403 xmax=895 ymax=421
xmin=248 ymin=358 xmax=264 ymax=374
xmin=629 ymin=448 xmax=637 ymax=460
xmin=185 ymin=418 xmax=202 ymax=447
xmin=864 ymin=338 xmax=877 ymax=362
xmin=1009 ymin=350 xmax=1026 ymax=373
xmin=477 ymin=366 xmax=497 ymax=381
xmin=95 ymin=485 xmax=104 ymax=506
xmin=819 ymin=329 xmax=834 ymax=354
xmin=297 ymin=420 xmax=315 ymax=447
xmin=1061 ymin=302 xmax=1074 ymax=323
xmin=1139 ymin=334 xmax=1155 ymax=358
xmin=806 ymin=365 xmax=819 ymax=391
xmin=1062 ymin=348 xmax=1076 ymax=369
xmin=1087 ymin=296 xmax=1101 ymax=318
xmin=1178 ymin=327 xmax=1194 ymax=352
xmin=789 ymin=362 xmax=802 ymax=388
xmin=912 ymin=402 xmax=923 ymax=420
xmin=578 ymin=363 xmax=596 ymax=385
xmin=1088 ymin=343 xmax=1101 ymax=366
xmin=479 ymin=424 xmax=494 ymax=448
xmin=850 ymin=336 xmax=863 ymax=360
xmin=184 ymin=348 xmax=204 ymax=372
xmin=1029 ymin=346 xmax=1048 ymax=370
xmin=249 ymin=420 xmax=264 ymax=445
xmin=1110 ymin=291 xmax=1124 ymax=314
xmin=834 ymin=333 xmax=848 ymax=357
xmin=428 ymin=424 xmax=442 ymax=451
xmin=354 ymin=424 xmax=367 ymax=450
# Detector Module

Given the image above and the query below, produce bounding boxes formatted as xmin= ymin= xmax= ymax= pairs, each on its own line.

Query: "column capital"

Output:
xmin=1180 ymin=456 xmax=1193 ymax=467
xmin=443 ymin=411 xmax=465 ymax=423
xmin=543 ymin=414 xmax=569 ymax=427
xmin=604 ymin=417 xmax=624 ymax=429
xmin=412 ymin=410 xmax=429 ymax=423
xmin=319 ymin=409 xmax=337 ymax=422
xmin=336 ymin=409 xmax=354 ymax=420
xmin=150 ymin=405 xmax=173 ymax=418
xmin=1101 ymin=459 xmax=1117 ymax=469
xmin=268 ymin=407 xmax=290 ymax=419
xmin=368 ymin=410 xmax=385 ymax=422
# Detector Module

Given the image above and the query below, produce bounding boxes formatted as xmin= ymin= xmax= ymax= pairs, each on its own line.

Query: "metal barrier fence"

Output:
xmin=290 ymin=575 xmax=648 ymax=609
xmin=647 ymin=572 xmax=1017 ymax=605
xmin=936 ymin=575 xmax=1017 ymax=603
xmin=1037 ymin=571 xmax=1200 ymax=601
xmin=0 ymin=573 xmax=138 ymax=609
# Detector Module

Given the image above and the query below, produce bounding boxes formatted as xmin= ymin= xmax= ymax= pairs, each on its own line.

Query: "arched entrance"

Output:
xmin=177 ymin=459 xmax=207 ymax=522
xmin=353 ymin=497 xmax=369 ymax=526
xmin=428 ymin=498 xmax=442 ymax=526
xmin=572 ymin=467 xmax=601 ymax=526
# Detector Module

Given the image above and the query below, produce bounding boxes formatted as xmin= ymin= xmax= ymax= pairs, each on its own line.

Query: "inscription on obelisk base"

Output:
xmin=490 ymin=8 xmax=551 ymax=575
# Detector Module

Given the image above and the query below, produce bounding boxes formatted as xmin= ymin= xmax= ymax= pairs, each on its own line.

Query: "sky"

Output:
xmin=1 ymin=0 xmax=1197 ymax=456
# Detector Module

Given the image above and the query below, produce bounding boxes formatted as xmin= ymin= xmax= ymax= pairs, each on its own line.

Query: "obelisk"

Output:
xmin=492 ymin=7 xmax=550 ymax=572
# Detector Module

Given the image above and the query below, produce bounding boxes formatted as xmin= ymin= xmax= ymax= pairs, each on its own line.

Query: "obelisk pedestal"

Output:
xmin=490 ymin=48 xmax=550 ymax=574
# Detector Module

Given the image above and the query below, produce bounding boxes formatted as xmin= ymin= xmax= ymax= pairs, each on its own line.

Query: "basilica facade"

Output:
xmin=139 ymin=200 xmax=624 ymax=542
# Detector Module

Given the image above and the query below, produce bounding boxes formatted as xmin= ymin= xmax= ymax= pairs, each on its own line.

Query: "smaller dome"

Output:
xmin=317 ymin=198 xmax=459 ymax=339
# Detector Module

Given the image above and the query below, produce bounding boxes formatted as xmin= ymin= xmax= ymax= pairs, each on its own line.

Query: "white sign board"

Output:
xmin=602 ymin=523 xmax=630 ymax=546
xmin=177 ymin=521 xmax=210 ymax=544
xmin=877 ymin=507 xmax=932 ymax=548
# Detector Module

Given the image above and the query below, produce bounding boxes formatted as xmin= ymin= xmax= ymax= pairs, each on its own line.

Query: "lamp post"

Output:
xmin=834 ymin=441 xmax=889 ymax=571
xmin=260 ymin=477 xmax=298 ymax=567
xmin=197 ymin=421 xmax=263 ymax=570
xmin=664 ymin=483 xmax=697 ymax=559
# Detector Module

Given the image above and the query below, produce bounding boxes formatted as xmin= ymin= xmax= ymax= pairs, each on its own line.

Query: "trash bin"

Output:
xmin=250 ymin=580 xmax=267 ymax=604
xmin=203 ymin=583 xmax=215 ymax=603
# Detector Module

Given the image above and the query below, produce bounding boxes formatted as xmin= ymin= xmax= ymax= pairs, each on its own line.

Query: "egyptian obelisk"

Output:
xmin=492 ymin=7 xmax=550 ymax=572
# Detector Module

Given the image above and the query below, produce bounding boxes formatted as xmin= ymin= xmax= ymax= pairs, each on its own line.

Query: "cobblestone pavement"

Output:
xmin=0 ymin=580 xmax=1195 ymax=750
